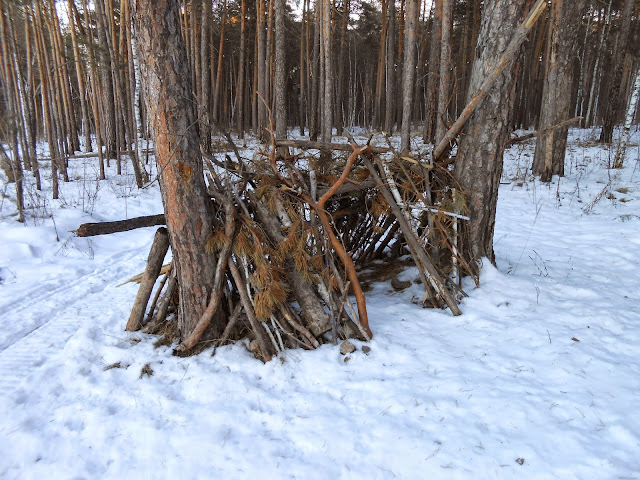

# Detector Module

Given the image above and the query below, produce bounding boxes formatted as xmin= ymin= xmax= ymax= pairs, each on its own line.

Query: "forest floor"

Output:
xmin=0 ymin=128 xmax=639 ymax=479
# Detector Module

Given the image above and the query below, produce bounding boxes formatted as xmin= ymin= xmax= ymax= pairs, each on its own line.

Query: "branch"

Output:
xmin=432 ymin=0 xmax=548 ymax=162
xmin=276 ymin=139 xmax=390 ymax=154
xmin=506 ymin=116 xmax=582 ymax=147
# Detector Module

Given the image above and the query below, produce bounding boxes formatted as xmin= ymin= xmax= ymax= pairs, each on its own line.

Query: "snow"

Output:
xmin=1 ymin=128 xmax=640 ymax=479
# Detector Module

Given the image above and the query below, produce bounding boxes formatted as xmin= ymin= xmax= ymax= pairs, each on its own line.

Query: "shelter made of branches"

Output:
xmin=81 ymin=134 xmax=471 ymax=361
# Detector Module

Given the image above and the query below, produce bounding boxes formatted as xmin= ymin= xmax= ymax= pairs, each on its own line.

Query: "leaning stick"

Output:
xmin=432 ymin=0 xmax=548 ymax=162
xmin=126 ymin=227 xmax=170 ymax=331
xmin=145 ymin=262 xmax=173 ymax=325
xmin=363 ymin=156 xmax=462 ymax=316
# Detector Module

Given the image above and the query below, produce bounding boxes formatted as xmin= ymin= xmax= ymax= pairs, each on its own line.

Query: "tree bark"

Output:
xmin=532 ymin=0 xmax=589 ymax=182
xmin=133 ymin=0 xmax=219 ymax=340
xmin=454 ymin=0 xmax=539 ymax=267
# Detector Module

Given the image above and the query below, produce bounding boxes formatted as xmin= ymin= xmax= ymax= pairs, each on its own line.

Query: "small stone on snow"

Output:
xmin=340 ymin=340 xmax=356 ymax=355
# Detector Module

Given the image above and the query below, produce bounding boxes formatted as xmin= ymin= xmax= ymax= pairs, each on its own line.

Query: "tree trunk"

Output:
xmin=66 ymin=0 xmax=92 ymax=152
xmin=584 ymin=0 xmax=612 ymax=128
xmin=599 ymin=0 xmax=635 ymax=144
xmin=423 ymin=0 xmax=442 ymax=144
xmin=309 ymin=5 xmax=320 ymax=141
xmin=400 ymin=0 xmax=419 ymax=152
xmin=384 ymin=0 xmax=396 ymax=134
xmin=236 ymin=0 xmax=246 ymax=136
xmin=613 ymin=65 xmax=640 ymax=169
xmin=257 ymin=0 xmax=267 ymax=139
xmin=321 ymin=0 xmax=332 ymax=143
xmin=274 ymin=0 xmax=286 ymax=138
xmin=532 ymin=0 xmax=589 ymax=182
xmin=32 ymin=0 xmax=60 ymax=199
xmin=133 ymin=0 xmax=219 ymax=340
xmin=434 ymin=0 xmax=452 ymax=144
xmin=212 ymin=0 xmax=227 ymax=127
xmin=95 ymin=0 xmax=118 ymax=159
xmin=336 ymin=0 xmax=349 ymax=135
xmin=199 ymin=0 xmax=211 ymax=150
xmin=454 ymin=0 xmax=536 ymax=267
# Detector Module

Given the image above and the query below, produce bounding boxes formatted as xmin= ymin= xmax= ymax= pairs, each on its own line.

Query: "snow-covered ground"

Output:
xmin=1 ymin=129 xmax=639 ymax=479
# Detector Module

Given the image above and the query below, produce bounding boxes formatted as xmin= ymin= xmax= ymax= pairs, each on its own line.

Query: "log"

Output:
xmin=276 ymin=139 xmax=390 ymax=154
xmin=37 ymin=149 xmax=154 ymax=163
xmin=126 ymin=227 xmax=171 ymax=331
xmin=74 ymin=214 xmax=166 ymax=237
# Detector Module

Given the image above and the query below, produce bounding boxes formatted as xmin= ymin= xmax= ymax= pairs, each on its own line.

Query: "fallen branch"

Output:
xmin=276 ymin=139 xmax=390 ymax=154
xmin=74 ymin=214 xmax=166 ymax=237
xmin=37 ymin=149 xmax=153 ymax=163
xmin=506 ymin=116 xmax=582 ymax=147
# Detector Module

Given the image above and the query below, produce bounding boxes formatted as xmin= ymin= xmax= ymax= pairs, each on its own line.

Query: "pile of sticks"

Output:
xmin=76 ymin=132 xmax=471 ymax=359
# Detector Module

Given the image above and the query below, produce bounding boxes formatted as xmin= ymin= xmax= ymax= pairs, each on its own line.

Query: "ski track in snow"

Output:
xmin=0 ymin=250 xmax=140 ymax=391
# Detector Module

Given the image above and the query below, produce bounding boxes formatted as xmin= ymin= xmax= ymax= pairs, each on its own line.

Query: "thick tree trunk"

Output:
xmin=454 ymin=0 xmax=537 ymax=267
xmin=532 ymin=0 xmax=589 ymax=182
xmin=133 ymin=0 xmax=218 ymax=340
